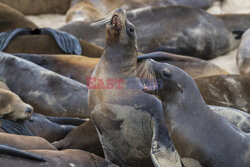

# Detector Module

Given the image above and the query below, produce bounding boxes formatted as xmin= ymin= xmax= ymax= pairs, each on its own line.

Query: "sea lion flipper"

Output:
xmin=1 ymin=119 xmax=34 ymax=136
xmin=150 ymin=118 xmax=182 ymax=167
xmin=0 ymin=28 xmax=32 ymax=52
xmin=40 ymin=28 xmax=82 ymax=55
xmin=0 ymin=144 xmax=46 ymax=161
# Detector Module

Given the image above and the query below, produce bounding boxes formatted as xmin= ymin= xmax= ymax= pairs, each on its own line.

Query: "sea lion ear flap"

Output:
xmin=232 ymin=30 xmax=245 ymax=40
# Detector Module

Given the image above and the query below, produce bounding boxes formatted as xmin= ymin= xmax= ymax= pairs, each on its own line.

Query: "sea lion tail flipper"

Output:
xmin=0 ymin=144 xmax=46 ymax=162
xmin=1 ymin=119 xmax=34 ymax=136
xmin=0 ymin=28 xmax=32 ymax=52
xmin=40 ymin=28 xmax=82 ymax=55
xmin=232 ymin=30 xmax=245 ymax=40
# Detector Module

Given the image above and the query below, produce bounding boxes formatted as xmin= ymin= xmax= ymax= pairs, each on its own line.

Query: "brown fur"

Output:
xmin=0 ymin=0 xmax=71 ymax=15
xmin=0 ymin=2 xmax=37 ymax=33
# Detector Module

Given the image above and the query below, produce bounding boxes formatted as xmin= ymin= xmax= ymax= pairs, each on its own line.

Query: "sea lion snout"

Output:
xmin=25 ymin=106 xmax=33 ymax=114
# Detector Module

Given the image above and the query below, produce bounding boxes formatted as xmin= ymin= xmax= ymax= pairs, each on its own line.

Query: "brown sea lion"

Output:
xmin=236 ymin=28 xmax=250 ymax=75
xmin=52 ymin=120 xmax=104 ymax=157
xmin=0 ymin=52 xmax=89 ymax=118
xmin=0 ymin=133 xmax=56 ymax=150
xmin=195 ymin=74 xmax=250 ymax=114
xmin=143 ymin=59 xmax=250 ymax=167
xmin=0 ymin=79 xmax=33 ymax=122
xmin=60 ymin=6 xmax=239 ymax=59
xmin=0 ymin=149 xmax=118 ymax=167
xmin=88 ymin=8 xmax=182 ymax=167
xmin=14 ymin=51 xmax=227 ymax=87
xmin=0 ymin=0 xmax=71 ymax=15
xmin=0 ymin=2 xmax=37 ymax=33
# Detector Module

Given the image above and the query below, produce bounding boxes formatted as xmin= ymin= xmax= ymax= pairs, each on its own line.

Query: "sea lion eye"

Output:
xmin=162 ymin=70 xmax=171 ymax=79
xmin=130 ymin=27 xmax=134 ymax=33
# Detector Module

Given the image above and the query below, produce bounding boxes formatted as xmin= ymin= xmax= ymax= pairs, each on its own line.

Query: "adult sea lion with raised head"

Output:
xmin=143 ymin=59 xmax=250 ymax=167
xmin=88 ymin=8 xmax=182 ymax=167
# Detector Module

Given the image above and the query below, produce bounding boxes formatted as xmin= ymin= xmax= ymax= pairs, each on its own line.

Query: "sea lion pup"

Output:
xmin=0 ymin=2 xmax=37 ymax=33
xmin=60 ymin=6 xmax=240 ymax=59
xmin=52 ymin=120 xmax=104 ymax=157
xmin=236 ymin=28 xmax=250 ymax=75
xmin=0 ymin=79 xmax=33 ymax=122
xmin=0 ymin=149 xmax=118 ymax=167
xmin=0 ymin=52 xmax=88 ymax=118
xmin=88 ymin=8 xmax=182 ymax=167
xmin=0 ymin=133 xmax=56 ymax=150
xmin=195 ymin=74 xmax=250 ymax=113
xmin=143 ymin=59 xmax=250 ymax=167
xmin=0 ymin=0 xmax=71 ymax=15
xmin=137 ymin=52 xmax=228 ymax=79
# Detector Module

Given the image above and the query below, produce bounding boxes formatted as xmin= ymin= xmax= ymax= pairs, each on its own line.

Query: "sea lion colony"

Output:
xmin=0 ymin=0 xmax=249 ymax=167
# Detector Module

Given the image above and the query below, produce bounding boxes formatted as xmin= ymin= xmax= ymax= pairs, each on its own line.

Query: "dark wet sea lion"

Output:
xmin=0 ymin=0 xmax=71 ymax=15
xmin=0 ymin=52 xmax=89 ymax=118
xmin=143 ymin=59 xmax=250 ymax=167
xmin=46 ymin=116 xmax=86 ymax=126
xmin=88 ymin=8 xmax=181 ymax=167
xmin=60 ymin=6 xmax=239 ymax=59
xmin=0 ymin=149 xmax=118 ymax=167
xmin=0 ymin=114 xmax=75 ymax=143
xmin=0 ymin=2 xmax=37 ymax=33
xmin=236 ymin=28 xmax=250 ymax=75
xmin=137 ymin=52 xmax=228 ymax=79
xmin=215 ymin=14 xmax=250 ymax=33
xmin=195 ymin=75 xmax=250 ymax=113
xmin=0 ymin=79 xmax=33 ymax=122
xmin=52 ymin=120 xmax=104 ymax=157
xmin=0 ymin=133 xmax=56 ymax=150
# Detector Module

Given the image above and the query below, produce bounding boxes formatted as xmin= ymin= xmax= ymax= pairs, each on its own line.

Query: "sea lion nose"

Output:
xmin=25 ymin=107 xmax=33 ymax=114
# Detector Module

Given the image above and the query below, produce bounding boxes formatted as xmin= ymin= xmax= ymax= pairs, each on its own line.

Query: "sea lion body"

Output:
xmin=143 ymin=60 xmax=250 ymax=166
xmin=60 ymin=6 xmax=238 ymax=59
xmin=0 ymin=52 xmax=88 ymax=118
xmin=88 ymin=8 xmax=181 ymax=167
xmin=0 ymin=2 xmax=37 ymax=33
xmin=195 ymin=75 xmax=250 ymax=113
xmin=236 ymin=28 xmax=250 ymax=75
xmin=0 ymin=0 xmax=71 ymax=15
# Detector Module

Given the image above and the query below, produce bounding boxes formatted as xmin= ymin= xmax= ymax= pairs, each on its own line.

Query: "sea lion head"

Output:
xmin=0 ymin=89 xmax=33 ymax=122
xmin=142 ymin=59 xmax=199 ymax=101
xmin=105 ymin=8 xmax=137 ymax=50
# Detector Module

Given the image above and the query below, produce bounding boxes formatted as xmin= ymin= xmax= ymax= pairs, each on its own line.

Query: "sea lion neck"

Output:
xmin=101 ymin=44 xmax=137 ymax=78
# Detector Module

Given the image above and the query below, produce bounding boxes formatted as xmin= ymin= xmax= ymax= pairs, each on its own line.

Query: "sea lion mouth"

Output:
xmin=142 ymin=83 xmax=158 ymax=95
xmin=111 ymin=14 xmax=121 ymax=31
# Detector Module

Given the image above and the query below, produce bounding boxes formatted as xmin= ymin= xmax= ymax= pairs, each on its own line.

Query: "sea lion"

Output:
xmin=0 ymin=52 xmax=89 ymax=118
xmin=0 ymin=133 xmax=56 ymax=150
xmin=215 ymin=14 xmax=250 ymax=33
xmin=0 ymin=149 xmax=118 ymax=167
xmin=60 ymin=6 xmax=239 ymax=59
xmin=88 ymin=8 xmax=182 ymax=167
xmin=0 ymin=2 xmax=37 ymax=33
xmin=142 ymin=59 xmax=250 ymax=167
xmin=45 ymin=116 xmax=86 ymax=126
xmin=52 ymin=120 xmax=104 ymax=157
xmin=0 ymin=79 xmax=33 ymax=122
xmin=0 ymin=0 xmax=71 ymax=15
xmin=0 ymin=28 xmax=104 ymax=57
xmin=0 ymin=114 xmax=75 ymax=143
xmin=14 ymin=51 xmax=227 ymax=86
xmin=236 ymin=28 xmax=250 ymax=75
xmin=137 ymin=52 xmax=228 ymax=79
xmin=195 ymin=74 xmax=250 ymax=113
